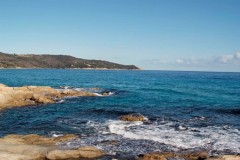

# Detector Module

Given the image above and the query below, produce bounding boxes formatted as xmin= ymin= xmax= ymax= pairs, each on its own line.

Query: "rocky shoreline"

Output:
xmin=0 ymin=84 xmax=239 ymax=160
xmin=0 ymin=83 xmax=98 ymax=110
xmin=0 ymin=134 xmax=105 ymax=160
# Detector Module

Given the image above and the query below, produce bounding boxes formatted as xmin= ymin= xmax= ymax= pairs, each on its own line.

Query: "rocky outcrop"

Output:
xmin=138 ymin=151 xmax=209 ymax=160
xmin=120 ymin=114 xmax=146 ymax=121
xmin=46 ymin=146 xmax=105 ymax=160
xmin=138 ymin=152 xmax=176 ymax=160
xmin=0 ymin=84 xmax=96 ymax=110
xmin=207 ymin=155 xmax=240 ymax=160
xmin=0 ymin=134 xmax=105 ymax=160
xmin=138 ymin=151 xmax=240 ymax=160
xmin=1 ymin=134 xmax=77 ymax=145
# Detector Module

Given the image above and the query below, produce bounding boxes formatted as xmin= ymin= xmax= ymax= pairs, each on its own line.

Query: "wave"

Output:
xmin=106 ymin=120 xmax=240 ymax=153
xmin=58 ymin=86 xmax=117 ymax=97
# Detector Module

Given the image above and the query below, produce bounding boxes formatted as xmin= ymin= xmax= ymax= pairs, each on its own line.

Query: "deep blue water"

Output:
xmin=0 ymin=69 xmax=239 ymax=157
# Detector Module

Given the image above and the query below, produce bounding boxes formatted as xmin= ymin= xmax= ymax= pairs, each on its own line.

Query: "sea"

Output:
xmin=0 ymin=69 xmax=239 ymax=159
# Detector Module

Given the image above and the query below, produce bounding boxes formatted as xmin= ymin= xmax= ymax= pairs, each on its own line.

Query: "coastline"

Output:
xmin=0 ymin=74 xmax=239 ymax=160
xmin=0 ymin=67 xmax=142 ymax=70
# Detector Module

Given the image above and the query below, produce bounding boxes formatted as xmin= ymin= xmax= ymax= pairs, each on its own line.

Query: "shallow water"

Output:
xmin=0 ymin=69 xmax=239 ymax=157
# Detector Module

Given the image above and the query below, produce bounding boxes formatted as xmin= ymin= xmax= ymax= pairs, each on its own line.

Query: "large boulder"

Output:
xmin=120 ymin=114 xmax=146 ymax=121
xmin=138 ymin=151 xmax=209 ymax=160
xmin=138 ymin=152 xmax=175 ymax=160
xmin=0 ymin=144 xmax=49 ymax=160
xmin=0 ymin=134 xmax=105 ymax=160
xmin=0 ymin=151 xmax=33 ymax=160
xmin=46 ymin=146 xmax=105 ymax=160
xmin=46 ymin=149 xmax=81 ymax=160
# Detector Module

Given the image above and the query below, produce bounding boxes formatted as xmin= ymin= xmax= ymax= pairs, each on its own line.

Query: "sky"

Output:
xmin=0 ymin=0 xmax=240 ymax=72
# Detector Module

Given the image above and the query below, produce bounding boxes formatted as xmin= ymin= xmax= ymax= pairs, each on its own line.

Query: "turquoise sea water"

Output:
xmin=0 ymin=69 xmax=239 ymax=158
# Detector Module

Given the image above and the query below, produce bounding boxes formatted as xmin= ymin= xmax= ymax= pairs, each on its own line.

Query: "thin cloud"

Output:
xmin=215 ymin=52 xmax=240 ymax=64
xmin=176 ymin=52 xmax=240 ymax=66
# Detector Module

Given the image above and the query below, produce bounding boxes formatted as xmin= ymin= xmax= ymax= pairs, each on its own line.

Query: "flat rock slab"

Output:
xmin=0 ymin=134 xmax=105 ymax=160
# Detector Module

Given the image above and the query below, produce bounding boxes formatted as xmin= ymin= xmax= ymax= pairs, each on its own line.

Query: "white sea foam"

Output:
xmin=50 ymin=131 xmax=64 ymax=137
xmin=107 ymin=120 xmax=240 ymax=153
xmin=93 ymin=93 xmax=103 ymax=96
xmin=57 ymin=99 xmax=65 ymax=103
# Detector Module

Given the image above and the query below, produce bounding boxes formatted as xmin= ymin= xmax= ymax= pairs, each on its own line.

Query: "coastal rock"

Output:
xmin=181 ymin=151 xmax=208 ymax=160
xmin=59 ymin=89 xmax=96 ymax=97
xmin=46 ymin=149 xmax=81 ymax=160
xmin=0 ymin=84 xmax=96 ymax=110
xmin=2 ymin=134 xmax=78 ymax=145
xmin=31 ymin=94 xmax=55 ymax=104
xmin=138 ymin=152 xmax=175 ymax=160
xmin=138 ymin=151 xmax=209 ymax=160
xmin=207 ymin=155 xmax=240 ymax=160
xmin=120 ymin=114 xmax=145 ymax=121
xmin=78 ymin=146 xmax=105 ymax=158
xmin=0 ymin=144 xmax=49 ymax=160
xmin=221 ymin=155 xmax=240 ymax=160
xmin=0 ymin=83 xmax=7 ymax=87
xmin=0 ymin=134 xmax=105 ymax=160
xmin=0 ymin=151 xmax=35 ymax=160
xmin=46 ymin=146 xmax=105 ymax=160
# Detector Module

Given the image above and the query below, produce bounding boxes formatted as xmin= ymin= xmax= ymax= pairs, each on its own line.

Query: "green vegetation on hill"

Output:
xmin=0 ymin=52 xmax=139 ymax=70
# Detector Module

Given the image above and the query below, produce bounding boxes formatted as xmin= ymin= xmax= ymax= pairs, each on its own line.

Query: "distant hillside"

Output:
xmin=0 ymin=52 xmax=139 ymax=70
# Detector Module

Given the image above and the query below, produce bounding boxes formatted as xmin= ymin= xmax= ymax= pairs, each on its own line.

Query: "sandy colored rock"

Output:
xmin=138 ymin=152 xmax=175 ymax=160
xmin=78 ymin=146 xmax=105 ymax=158
xmin=0 ymin=83 xmax=8 ymax=87
xmin=0 ymin=151 xmax=33 ymax=160
xmin=46 ymin=146 xmax=105 ymax=160
xmin=138 ymin=151 xmax=209 ymax=160
xmin=0 ymin=84 xmax=96 ymax=110
xmin=3 ymin=134 xmax=78 ymax=145
xmin=221 ymin=155 xmax=240 ymax=160
xmin=31 ymin=94 xmax=55 ymax=104
xmin=59 ymin=89 xmax=96 ymax=97
xmin=46 ymin=149 xmax=80 ymax=160
xmin=0 ymin=144 xmax=49 ymax=160
xmin=207 ymin=155 xmax=240 ymax=160
xmin=120 ymin=114 xmax=145 ymax=121
xmin=181 ymin=151 xmax=208 ymax=160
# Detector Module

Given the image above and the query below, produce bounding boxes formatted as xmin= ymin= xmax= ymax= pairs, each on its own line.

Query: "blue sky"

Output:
xmin=0 ymin=0 xmax=239 ymax=71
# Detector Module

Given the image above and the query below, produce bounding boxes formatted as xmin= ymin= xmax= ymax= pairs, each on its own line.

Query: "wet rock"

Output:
xmin=99 ymin=140 xmax=119 ymax=145
xmin=138 ymin=151 xmax=209 ymax=160
xmin=59 ymin=89 xmax=96 ymax=97
xmin=120 ymin=114 xmax=145 ymax=121
xmin=102 ymin=92 xmax=111 ymax=96
xmin=181 ymin=151 xmax=208 ymax=160
xmin=138 ymin=152 xmax=175 ymax=160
